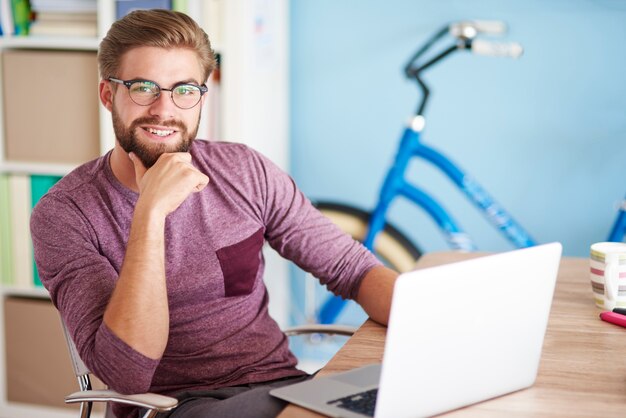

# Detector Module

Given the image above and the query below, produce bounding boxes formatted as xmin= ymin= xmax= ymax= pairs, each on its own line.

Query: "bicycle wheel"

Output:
xmin=315 ymin=201 xmax=421 ymax=272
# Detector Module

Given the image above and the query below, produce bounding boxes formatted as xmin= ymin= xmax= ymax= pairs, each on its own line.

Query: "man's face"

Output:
xmin=107 ymin=46 xmax=206 ymax=168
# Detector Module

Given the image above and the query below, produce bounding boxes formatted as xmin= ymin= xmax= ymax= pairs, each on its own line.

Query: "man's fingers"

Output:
xmin=194 ymin=173 xmax=210 ymax=192
xmin=175 ymin=152 xmax=192 ymax=163
xmin=166 ymin=153 xmax=208 ymax=192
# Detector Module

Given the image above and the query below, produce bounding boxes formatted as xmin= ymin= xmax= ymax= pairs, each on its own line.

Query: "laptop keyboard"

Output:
xmin=327 ymin=388 xmax=378 ymax=417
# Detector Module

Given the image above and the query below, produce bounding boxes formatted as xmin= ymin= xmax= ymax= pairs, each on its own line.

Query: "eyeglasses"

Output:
xmin=108 ymin=77 xmax=208 ymax=109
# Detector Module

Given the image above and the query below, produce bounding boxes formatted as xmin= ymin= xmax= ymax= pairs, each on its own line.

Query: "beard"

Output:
xmin=112 ymin=105 xmax=201 ymax=168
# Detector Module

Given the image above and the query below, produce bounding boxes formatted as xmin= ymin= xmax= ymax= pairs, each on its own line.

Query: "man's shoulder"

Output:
xmin=52 ymin=154 xmax=109 ymax=194
xmin=31 ymin=155 xmax=109 ymax=227
xmin=191 ymin=140 xmax=268 ymax=174
xmin=191 ymin=139 xmax=255 ymax=159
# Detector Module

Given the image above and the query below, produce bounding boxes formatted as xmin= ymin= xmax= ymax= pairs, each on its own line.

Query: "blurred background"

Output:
xmin=290 ymin=0 xmax=626 ymax=258
xmin=287 ymin=0 xmax=626 ymax=365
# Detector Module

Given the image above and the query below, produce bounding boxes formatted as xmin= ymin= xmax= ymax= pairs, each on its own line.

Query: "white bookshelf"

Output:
xmin=0 ymin=0 xmax=289 ymax=416
xmin=0 ymin=35 xmax=100 ymax=50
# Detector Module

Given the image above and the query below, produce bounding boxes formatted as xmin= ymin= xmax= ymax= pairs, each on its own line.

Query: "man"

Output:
xmin=31 ymin=9 xmax=397 ymax=418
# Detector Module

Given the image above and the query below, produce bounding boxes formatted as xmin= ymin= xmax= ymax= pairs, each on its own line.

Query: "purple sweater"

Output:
xmin=31 ymin=141 xmax=380 ymax=411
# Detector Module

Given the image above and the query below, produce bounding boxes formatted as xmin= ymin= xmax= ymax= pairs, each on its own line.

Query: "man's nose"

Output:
xmin=147 ymin=91 xmax=177 ymax=118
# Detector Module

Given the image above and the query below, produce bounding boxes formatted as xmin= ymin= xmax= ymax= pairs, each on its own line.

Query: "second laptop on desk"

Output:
xmin=271 ymin=242 xmax=562 ymax=418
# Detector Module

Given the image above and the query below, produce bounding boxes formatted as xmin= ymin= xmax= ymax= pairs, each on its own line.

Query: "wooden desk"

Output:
xmin=279 ymin=252 xmax=626 ymax=417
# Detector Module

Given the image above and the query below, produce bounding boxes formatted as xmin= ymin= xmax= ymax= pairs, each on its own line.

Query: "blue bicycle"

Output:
xmin=313 ymin=21 xmax=536 ymax=324
xmin=608 ymin=195 xmax=626 ymax=243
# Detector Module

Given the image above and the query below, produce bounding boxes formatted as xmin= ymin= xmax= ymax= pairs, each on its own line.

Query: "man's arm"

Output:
xmin=356 ymin=265 xmax=398 ymax=326
xmin=102 ymin=152 xmax=208 ymax=359
xmin=231 ymin=146 xmax=397 ymax=326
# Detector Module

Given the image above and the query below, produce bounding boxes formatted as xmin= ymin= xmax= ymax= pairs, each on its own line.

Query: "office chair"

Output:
xmin=60 ymin=318 xmax=356 ymax=418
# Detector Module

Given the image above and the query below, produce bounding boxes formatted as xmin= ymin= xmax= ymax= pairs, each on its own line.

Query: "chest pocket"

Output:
xmin=216 ymin=228 xmax=264 ymax=297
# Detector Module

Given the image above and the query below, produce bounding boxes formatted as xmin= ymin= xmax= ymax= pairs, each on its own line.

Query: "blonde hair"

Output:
xmin=98 ymin=9 xmax=216 ymax=82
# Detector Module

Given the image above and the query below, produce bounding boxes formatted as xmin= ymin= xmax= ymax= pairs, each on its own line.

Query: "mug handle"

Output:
xmin=604 ymin=255 xmax=619 ymax=302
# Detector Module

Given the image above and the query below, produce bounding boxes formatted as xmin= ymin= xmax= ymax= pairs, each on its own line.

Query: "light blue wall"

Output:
xmin=289 ymin=0 xmax=626 ymax=258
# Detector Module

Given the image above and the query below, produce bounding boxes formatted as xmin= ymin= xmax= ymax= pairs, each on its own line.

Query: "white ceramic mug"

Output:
xmin=590 ymin=242 xmax=626 ymax=310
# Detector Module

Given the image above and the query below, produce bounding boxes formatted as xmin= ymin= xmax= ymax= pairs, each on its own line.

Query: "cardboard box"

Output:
xmin=4 ymin=296 xmax=104 ymax=410
xmin=2 ymin=49 xmax=100 ymax=165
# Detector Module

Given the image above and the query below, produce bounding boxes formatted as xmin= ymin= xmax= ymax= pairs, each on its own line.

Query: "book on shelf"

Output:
xmin=29 ymin=0 xmax=97 ymax=13
xmin=29 ymin=8 xmax=97 ymax=37
xmin=9 ymin=0 xmax=32 ymax=35
xmin=29 ymin=18 xmax=97 ymax=37
xmin=0 ymin=0 xmax=15 ymax=35
xmin=8 ymin=174 xmax=33 ymax=289
xmin=0 ymin=175 xmax=13 ymax=286
xmin=2 ymin=49 xmax=101 ymax=166
xmin=170 ymin=0 xmax=222 ymax=47
xmin=116 ymin=0 xmax=172 ymax=19
xmin=0 ymin=174 xmax=61 ymax=289
xmin=30 ymin=175 xmax=62 ymax=287
xmin=171 ymin=0 xmax=186 ymax=13
xmin=34 ymin=11 xmax=98 ymax=22
xmin=106 ymin=0 xmax=221 ymax=25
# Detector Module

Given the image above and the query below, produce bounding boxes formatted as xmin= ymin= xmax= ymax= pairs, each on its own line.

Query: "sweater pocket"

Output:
xmin=216 ymin=228 xmax=264 ymax=297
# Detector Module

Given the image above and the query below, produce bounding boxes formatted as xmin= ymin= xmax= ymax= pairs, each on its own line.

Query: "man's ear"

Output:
xmin=99 ymin=79 xmax=113 ymax=111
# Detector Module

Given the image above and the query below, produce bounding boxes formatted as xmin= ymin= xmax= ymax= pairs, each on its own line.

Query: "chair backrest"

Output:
xmin=59 ymin=317 xmax=116 ymax=418
xmin=60 ymin=319 xmax=91 ymax=381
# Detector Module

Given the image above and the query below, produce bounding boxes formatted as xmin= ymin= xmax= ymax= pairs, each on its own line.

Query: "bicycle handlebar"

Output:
xmin=405 ymin=20 xmax=523 ymax=116
xmin=471 ymin=39 xmax=523 ymax=58
xmin=449 ymin=20 xmax=507 ymax=38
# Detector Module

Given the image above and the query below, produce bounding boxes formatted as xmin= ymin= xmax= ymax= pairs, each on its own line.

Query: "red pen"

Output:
xmin=600 ymin=311 xmax=626 ymax=328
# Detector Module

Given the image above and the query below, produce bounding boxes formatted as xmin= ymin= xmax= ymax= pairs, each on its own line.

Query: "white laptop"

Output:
xmin=271 ymin=242 xmax=562 ymax=418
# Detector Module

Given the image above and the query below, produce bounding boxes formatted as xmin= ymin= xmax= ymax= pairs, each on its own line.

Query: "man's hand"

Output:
xmin=129 ymin=152 xmax=209 ymax=216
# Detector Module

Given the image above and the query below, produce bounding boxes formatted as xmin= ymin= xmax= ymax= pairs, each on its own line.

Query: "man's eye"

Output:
xmin=132 ymin=82 xmax=157 ymax=94
xmin=175 ymin=85 xmax=199 ymax=96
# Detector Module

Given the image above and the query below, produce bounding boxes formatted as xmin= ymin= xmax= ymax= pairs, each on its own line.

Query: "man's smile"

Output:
xmin=146 ymin=127 xmax=175 ymax=137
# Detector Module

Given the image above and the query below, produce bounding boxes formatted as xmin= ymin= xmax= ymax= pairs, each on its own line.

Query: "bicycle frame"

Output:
xmin=317 ymin=119 xmax=537 ymax=324
xmin=363 ymin=118 xmax=537 ymax=254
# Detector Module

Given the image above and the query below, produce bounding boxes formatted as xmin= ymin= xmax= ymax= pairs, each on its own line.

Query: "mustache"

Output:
xmin=130 ymin=116 xmax=186 ymax=131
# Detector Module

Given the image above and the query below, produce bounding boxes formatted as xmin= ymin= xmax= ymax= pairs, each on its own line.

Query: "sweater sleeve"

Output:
xmin=249 ymin=149 xmax=382 ymax=300
xmin=30 ymin=194 xmax=160 ymax=394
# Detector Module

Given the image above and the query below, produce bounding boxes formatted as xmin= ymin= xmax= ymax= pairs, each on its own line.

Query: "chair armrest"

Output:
xmin=65 ymin=389 xmax=178 ymax=412
xmin=282 ymin=324 xmax=356 ymax=337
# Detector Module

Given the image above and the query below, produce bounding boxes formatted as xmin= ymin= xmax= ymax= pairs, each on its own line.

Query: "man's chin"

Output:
xmin=124 ymin=142 xmax=192 ymax=168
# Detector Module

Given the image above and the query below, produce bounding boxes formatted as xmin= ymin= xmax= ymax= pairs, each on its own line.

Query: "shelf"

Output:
xmin=0 ymin=161 xmax=78 ymax=177
xmin=0 ymin=403 xmax=81 ymax=418
xmin=1 ymin=286 xmax=50 ymax=300
xmin=0 ymin=36 xmax=100 ymax=51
